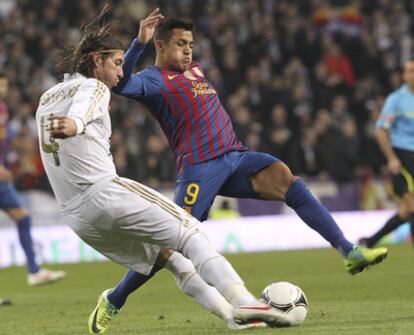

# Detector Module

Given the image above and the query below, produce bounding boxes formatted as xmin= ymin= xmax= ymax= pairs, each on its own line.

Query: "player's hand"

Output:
xmin=388 ymin=156 xmax=401 ymax=175
xmin=0 ymin=165 xmax=12 ymax=182
xmin=48 ymin=115 xmax=77 ymax=139
xmin=137 ymin=8 xmax=164 ymax=44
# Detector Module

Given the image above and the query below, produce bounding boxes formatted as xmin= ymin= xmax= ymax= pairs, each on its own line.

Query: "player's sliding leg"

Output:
xmin=178 ymin=231 xmax=255 ymax=305
xmin=178 ymin=229 xmax=291 ymax=327
xmin=164 ymin=251 xmax=266 ymax=330
xmin=107 ymin=248 xmax=243 ymax=310
xmin=165 ymin=251 xmax=233 ymax=324
xmin=92 ymin=251 xmax=265 ymax=333
xmin=251 ymin=162 xmax=388 ymax=274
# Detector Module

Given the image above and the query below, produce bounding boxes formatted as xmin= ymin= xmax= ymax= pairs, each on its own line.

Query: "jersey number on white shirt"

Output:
xmin=40 ymin=115 xmax=60 ymax=166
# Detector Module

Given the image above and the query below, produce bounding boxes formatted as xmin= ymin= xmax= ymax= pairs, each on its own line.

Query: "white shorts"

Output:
xmin=63 ymin=177 xmax=199 ymax=275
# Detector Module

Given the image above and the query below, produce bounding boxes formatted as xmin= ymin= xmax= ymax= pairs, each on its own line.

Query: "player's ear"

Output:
xmin=91 ymin=52 xmax=102 ymax=67
xmin=155 ymin=40 xmax=164 ymax=52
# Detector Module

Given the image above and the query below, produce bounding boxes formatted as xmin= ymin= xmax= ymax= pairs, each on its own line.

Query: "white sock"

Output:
xmin=165 ymin=252 xmax=233 ymax=321
xmin=223 ymin=284 xmax=257 ymax=306
xmin=180 ymin=231 xmax=257 ymax=306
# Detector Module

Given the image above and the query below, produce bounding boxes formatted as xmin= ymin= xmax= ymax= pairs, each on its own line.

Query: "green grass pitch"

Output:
xmin=1 ymin=243 xmax=413 ymax=335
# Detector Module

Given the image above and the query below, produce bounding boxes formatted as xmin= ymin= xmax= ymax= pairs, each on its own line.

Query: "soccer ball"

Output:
xmin=260 ymin=281 xmax=308 ymax=326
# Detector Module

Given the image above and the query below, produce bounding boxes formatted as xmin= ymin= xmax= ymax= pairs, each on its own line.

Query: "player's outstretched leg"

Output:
xmin=252 ymin=163 xmax=388 ymax=274
xmin=283 ymin=178 xmax=388 ymax=274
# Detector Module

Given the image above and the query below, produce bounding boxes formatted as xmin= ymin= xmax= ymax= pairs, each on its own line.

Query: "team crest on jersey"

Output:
xmin=183 ymin=70 xmax=197 ymax=81
xmin=193 ymin=67 xmax=204 ymax=78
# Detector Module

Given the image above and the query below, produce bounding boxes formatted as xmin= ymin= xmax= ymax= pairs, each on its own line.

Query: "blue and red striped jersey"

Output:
xmin=113 ymin=39 xmax=247 ymax=173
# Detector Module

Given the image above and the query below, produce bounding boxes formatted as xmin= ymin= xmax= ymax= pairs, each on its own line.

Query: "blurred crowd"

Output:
xmin=0 ymin=0 xmax=412 ymax=190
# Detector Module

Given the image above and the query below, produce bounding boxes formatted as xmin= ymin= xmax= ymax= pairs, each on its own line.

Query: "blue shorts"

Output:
xmin=0 ymin=182 xmax=23 ymax=210
xmin=174 ymin=151 xmax=279 ymax=221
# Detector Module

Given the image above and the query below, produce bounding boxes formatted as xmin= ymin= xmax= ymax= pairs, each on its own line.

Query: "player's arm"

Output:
xmin=49 ymin=79 xmax=110 ymax=139
xmin=113 ymin=8 xmax=164 ymax=97
xmin=375 ymin=94 xmax=400 ymax=174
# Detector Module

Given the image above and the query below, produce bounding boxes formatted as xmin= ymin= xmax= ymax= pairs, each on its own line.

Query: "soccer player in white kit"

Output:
xmin=35 ymin=7 xmax=290 ymax=334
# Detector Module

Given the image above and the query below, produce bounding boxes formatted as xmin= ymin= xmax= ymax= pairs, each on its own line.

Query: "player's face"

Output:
xmin=403 ymin=61 xmax=414 ymax=88
xmin=94 ymin=51 xmax=124 ymax=88
xmin=159 ymin=29 xmax=193 ymax=71
xmin=0 ymin=78 xmax=8 ymax=100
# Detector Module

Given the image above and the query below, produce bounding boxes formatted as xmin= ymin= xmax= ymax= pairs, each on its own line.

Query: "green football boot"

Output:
xmin=88 ymin=289 xmax=120 ymax=334
xmin=344 ymin=245 xmax=388 ymax=275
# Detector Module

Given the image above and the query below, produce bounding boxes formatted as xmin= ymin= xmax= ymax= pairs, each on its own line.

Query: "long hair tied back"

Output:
xmin=54 ymin=4 xmax=124 ymax=77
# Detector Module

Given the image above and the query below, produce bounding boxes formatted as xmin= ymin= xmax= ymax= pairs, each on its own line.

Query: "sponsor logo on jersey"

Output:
xmin=191 ymin=81 xmax=216 ymax=97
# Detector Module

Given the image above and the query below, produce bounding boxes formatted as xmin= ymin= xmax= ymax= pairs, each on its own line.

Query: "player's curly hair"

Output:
xmin=53 ymin=4 xmax=124 ymax=78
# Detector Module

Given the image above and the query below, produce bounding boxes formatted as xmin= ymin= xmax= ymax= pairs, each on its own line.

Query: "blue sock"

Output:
xmin=284 ymin=179 xmax=354 ymax=257
xmin=108 ymin=265 xmax=162 ymax=309
xmin=16 ymin=216 xmax=40 ymax=274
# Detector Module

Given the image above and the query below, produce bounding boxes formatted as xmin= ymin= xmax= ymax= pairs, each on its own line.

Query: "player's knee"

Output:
xmin=9 ymin=208 xmax=29 ymax=221
xmin=253 ymin=162 xmax=296 ymax=199
xmin=178 ymin=228 xmax=220 ymax=270
xmin=272 ymin=163 xmax=297 ymax=196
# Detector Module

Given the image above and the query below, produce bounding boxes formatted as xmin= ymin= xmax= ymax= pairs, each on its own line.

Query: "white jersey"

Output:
xmin=35 ymin=73 xmax=117 ymax=207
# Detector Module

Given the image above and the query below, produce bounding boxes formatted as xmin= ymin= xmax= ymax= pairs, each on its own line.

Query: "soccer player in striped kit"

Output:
xmin=94 ymin=16 xmax=389 ymax=331
xmin=36 ymin=7 xmax=290 ymax=333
